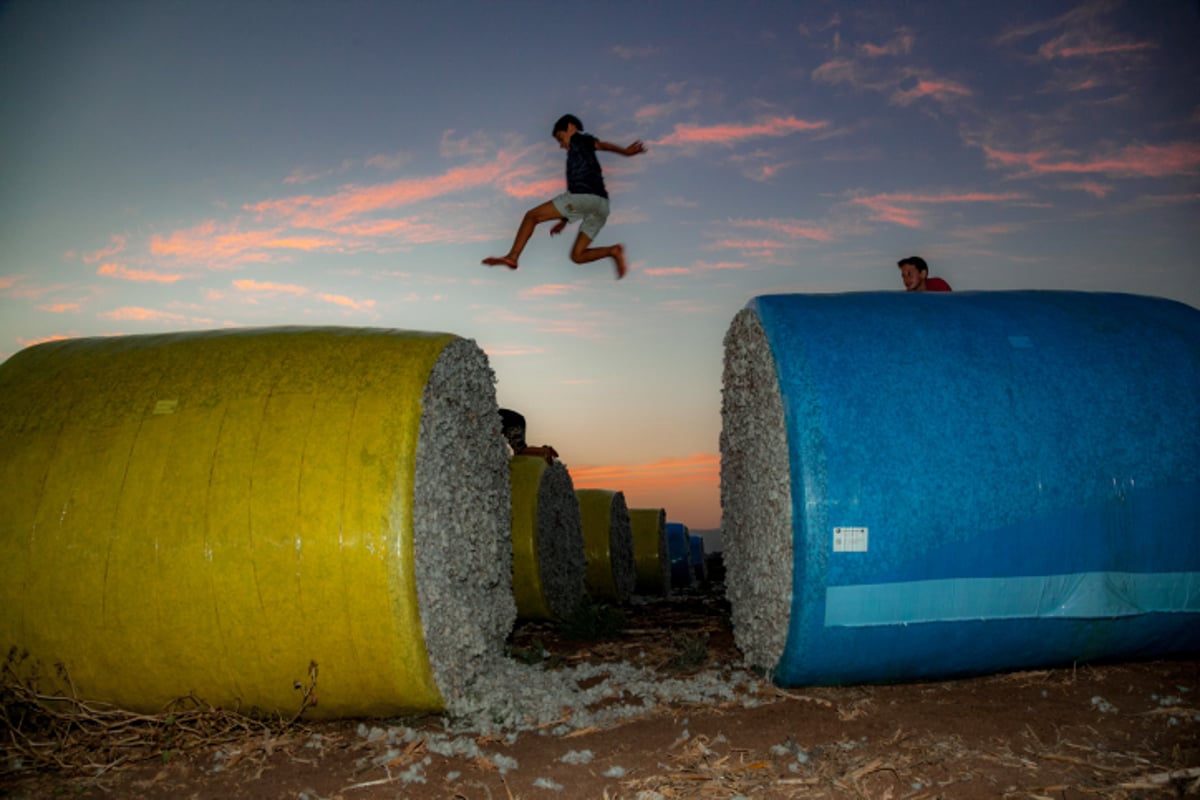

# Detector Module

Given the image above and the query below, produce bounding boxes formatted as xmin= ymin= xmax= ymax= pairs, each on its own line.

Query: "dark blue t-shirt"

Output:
xmin=565 ymin=133 xmax=607 ymax=198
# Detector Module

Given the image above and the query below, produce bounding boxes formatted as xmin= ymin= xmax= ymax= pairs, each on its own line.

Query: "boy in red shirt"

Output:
xmin=898 ymin=256 xmax=952 ymax=292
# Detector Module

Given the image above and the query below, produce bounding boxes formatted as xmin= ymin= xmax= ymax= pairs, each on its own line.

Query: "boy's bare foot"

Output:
xmin=612 ymin=244 xmax=627 ymax=279
xmin=482 ymin=256 xmax=519 ymax=270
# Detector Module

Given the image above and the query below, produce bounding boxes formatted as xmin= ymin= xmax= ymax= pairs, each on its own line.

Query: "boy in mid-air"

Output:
xmin=483 ymin=114 xmax=645 ymax=279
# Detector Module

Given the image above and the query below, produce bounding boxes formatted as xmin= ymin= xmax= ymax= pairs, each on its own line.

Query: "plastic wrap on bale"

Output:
xmin=666 ymin=522 xmax=693 ymax=590
xmin=0 ymin=326 xmax=516 ymax=718
xmin=509 ymin=455 xmax=586 ymax=619
xmin=575 ymin=489 xmax=636 ymax=603
xmin=629 ymin=508 xmax=670 ymax=595
xmin=689 ymin=534 xmax=708 ymax=584
xmin=720 ymin=291 xmax=1200 ymax=687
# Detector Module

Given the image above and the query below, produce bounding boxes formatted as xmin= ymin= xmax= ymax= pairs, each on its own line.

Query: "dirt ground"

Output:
xmin=3 ymin=579 xmax=1198 ymax=800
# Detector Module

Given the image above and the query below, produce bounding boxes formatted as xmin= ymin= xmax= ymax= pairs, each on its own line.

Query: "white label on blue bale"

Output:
xmin=833 ymin=527 xmax=869 ymax=553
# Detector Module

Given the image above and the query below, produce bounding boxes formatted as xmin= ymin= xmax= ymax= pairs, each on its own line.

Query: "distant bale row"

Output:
xmin=666 ymin=522 xmax=693 ymax=590
xmin=576 ymin=489 xmax=637 ymax=603
xmin=508 ymin=456 xmax=586 ymax=620
xmin=629 ymin=507 xmax=669 ymax=595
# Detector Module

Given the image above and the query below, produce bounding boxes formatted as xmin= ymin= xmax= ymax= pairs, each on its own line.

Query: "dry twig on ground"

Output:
xmin=1 ymin=649 xmax=318 ymax=778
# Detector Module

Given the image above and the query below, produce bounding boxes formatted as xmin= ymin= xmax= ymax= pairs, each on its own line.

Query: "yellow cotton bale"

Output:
xmin=0 ymin=326 xmax=514 ymax=719
xmin=575 ymin=489 xmax=636 ymax=603
xmin=628 ymin=508 xmax=670 ymax=595
xmin=509 ymin=455 xmax=585 ymax=619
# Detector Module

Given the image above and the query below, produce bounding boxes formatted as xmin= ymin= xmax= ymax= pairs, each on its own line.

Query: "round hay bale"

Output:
xmin=575 ymin=489 xmax=636 ymax=603
xmin=509 ymin=456 xmax=586 ymax=619
xmin=0 ymin=326 xmax=515 ymax=718
xmin=721 ymin=291 xmax=1200 ymax=687
xmin=665 ymin=522 xmax=693 ymax=590
xmin=628 ymin=507 xmax=670 ymax=595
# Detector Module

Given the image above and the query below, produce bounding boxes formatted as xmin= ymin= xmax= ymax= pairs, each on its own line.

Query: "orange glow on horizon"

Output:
xmin=570 ymin=453 xmax=721 ymax=529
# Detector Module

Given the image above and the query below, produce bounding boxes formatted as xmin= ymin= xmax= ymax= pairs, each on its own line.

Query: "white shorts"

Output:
xmin=552 ymin=192 xmax=610 ymax=240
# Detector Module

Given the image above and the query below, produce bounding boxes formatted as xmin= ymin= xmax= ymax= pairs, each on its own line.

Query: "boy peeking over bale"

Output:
xmin=499 ymin=408 xmax=558 ymax=464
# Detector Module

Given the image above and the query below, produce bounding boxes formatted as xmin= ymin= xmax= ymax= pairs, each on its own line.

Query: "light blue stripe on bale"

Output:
xmin=826 ymin=571 xmax=1200 ymax=627
xmin=747 ymin=290 xmax=1200 ymax=686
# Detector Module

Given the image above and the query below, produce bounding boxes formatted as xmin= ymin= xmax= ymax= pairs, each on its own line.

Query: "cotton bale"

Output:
xmin=721 ymin=291 xmax=1200 ymax=687
xmin=628 ymin=507 xmax=670 ymax=595
xmin=665 ymin=522 xmax=693 ymax=590
xmin=688 ymin=534 xmax=708 ymax=584
xmin=509 ymin=455 xmax=586 ymax=619
xmin=0 ymin=326 xmax=515 ymax=718
xmin=575 ymin=489 xmax=636 ymax=603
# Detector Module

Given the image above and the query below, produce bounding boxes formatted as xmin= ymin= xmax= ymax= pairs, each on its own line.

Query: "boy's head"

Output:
xmin=552 ymin=114 xmax=582 ymax=148
xmin=498 ymin=407 xmax=527 ymax=451
xmin=897 ymin=256 xmax=930 ymax=292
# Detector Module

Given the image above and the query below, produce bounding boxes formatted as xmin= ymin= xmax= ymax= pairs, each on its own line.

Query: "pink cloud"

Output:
xmin=653 ymin=115 xmax=828 ymax=147
xmin=150 ymin=221 xmax=290 ymax=266
xmin=893 ymin=78 xmax=972 ymax=105
xmin=102 ymin=306 xmax=186 ymax=322
xmin=983 ymin=142 xmax=1200 ymax=178
xmin=17 ymin=334 xmax=72 ymax=348
xmin=36 ymin=302 xmax=81 ymax=313
xmin=811 ymin=58 xmax=859 ymax=85
xmin=1037 ymin=34 xmax=1154 ymax=60
xmin=149 ymin=220 xmax=350 ymax=267
xmin=330 ymin=217 xmax=456 ymax=243
xmin=852 ymin=197 xmax=925 ymax=228
xmin=634 ymin=83 xmax=703 ymax=122
xmin=520 ymin=284 xmax=575 ymax=298
xmin=283 ymin=167 xmax=327 ymax=186
xmin=3 ymin=281 xmax=73 ymax=300
xmin=710 ymin=237 xmax=789 ymax=251
xmin=364 ymin=153 xmax=408 ymax=171
xmin=245 ymin=154 xmax=518 ymax=229
xmin=96 ymin=263 xmax=183 ymax=283
xmin=875 ymin=191 xmax=1027 ymax=204
xmin=643 ymin=266 xmax=692 ymax=276
xmin=0 ymin=276 xmax=18 ymax=290
xmin=485 ymin=308 xmax=606 ymax=341
xmin=950 ymin=222 xmax=1025 ymax=239
xmin=733 ymin=219 xmax=837 ymax=242
xmin=317 ymin=293 xmax=375 ymax=311
xmin=1065 ymin=181 xmax=1113 ymax=198
xmin=860 ymin=31 xmax=914 ymax=57
xmin=81 ymin=235 xmax=127 ymax=264
xmin=851 ymin=191 xmax=1026 ymax=228
xmin=694 ymin=258 xmax=753 ymax=270
xmin=483 ymin=344 xmax=546 ymax=357
xmin=635 ymin=102 xmax=674 ymax=121
xmin=232 ymin=279 xmax=309 ymax=295
xmin=503 ymin=176 xmax=562 ymax=200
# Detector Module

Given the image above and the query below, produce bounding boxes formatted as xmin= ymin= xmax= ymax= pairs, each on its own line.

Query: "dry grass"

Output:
xmin=4 ymin=599 xmax=1196 ymax=800
xmin=0 ymin=648 xmax=318 ymax=780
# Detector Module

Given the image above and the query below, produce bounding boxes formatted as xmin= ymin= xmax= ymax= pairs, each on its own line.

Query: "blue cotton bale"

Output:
xmin=666 ymin=522 xmax=693 ymax=590
xmin=688 ymin=534 xmax=707 ymax=583
xmin=720 ymin=291 xmax=1200 ymax=686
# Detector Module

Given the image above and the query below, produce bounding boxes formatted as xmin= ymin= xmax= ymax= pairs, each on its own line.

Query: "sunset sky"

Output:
xmin=2 ymin=1 xmax=1198 ymax=529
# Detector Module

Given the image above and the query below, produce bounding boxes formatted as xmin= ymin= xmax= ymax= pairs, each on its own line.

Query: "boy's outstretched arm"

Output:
xmin=597 ymin=140 xmax=647 ymax=157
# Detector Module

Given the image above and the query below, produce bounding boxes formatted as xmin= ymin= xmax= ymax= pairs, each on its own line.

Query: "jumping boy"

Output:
xmin=483 ymin=114 xmax=645 ymax=279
